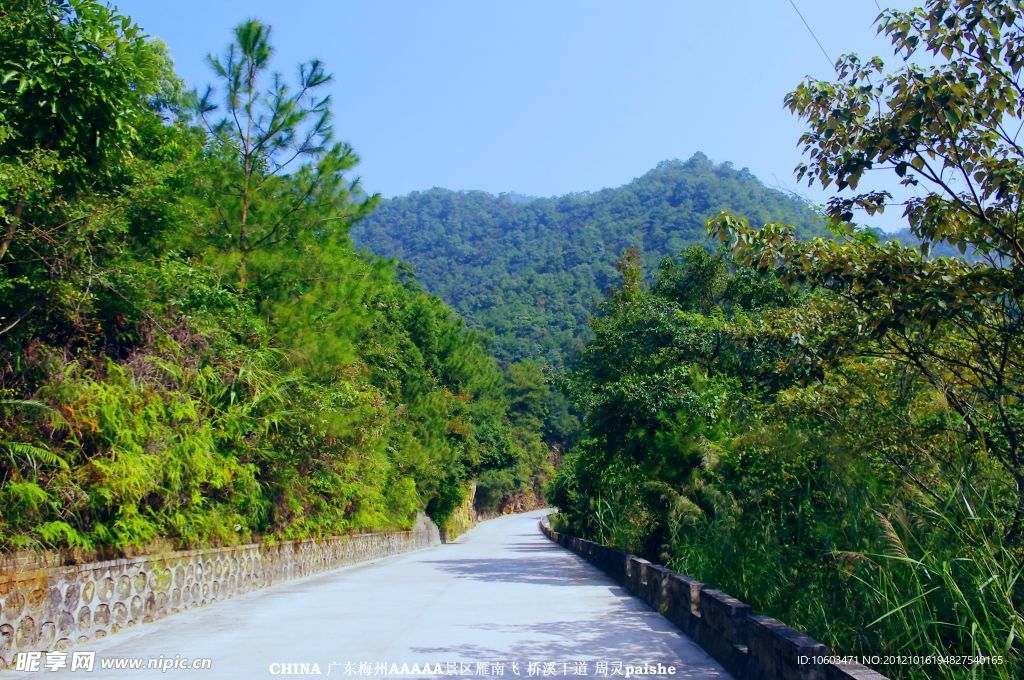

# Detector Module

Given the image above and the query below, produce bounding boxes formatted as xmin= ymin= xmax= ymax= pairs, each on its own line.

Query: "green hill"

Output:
xmin=352 ymin=153 xmax=825 ymax=367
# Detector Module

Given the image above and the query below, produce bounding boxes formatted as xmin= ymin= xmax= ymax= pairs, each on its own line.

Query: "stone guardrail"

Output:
xmin=0 ymin=514 xmax=441 ymax=668
xmin=540 ymin=516 xmax=887 ymax=680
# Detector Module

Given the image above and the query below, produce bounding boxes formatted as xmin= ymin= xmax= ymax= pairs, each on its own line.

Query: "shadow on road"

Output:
xmin=504 ymin=542 xmax=565 ymax=552
xmin=422 ymin=555 xmax=597 ymax=587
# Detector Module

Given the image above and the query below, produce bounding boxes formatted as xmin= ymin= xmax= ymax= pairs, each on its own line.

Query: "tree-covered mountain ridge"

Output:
xmin=352 ymin=153 xmax=826 ymax=367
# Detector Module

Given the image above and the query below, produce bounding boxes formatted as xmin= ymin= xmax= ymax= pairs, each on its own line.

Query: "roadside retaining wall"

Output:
xmin=540 ymin=517 xmax=887 ymax=680
xmin=0 ymin=514 xmax=440 ymax=668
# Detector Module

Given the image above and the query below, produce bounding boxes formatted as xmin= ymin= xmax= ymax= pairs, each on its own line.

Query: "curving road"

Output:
xmin=6 ymin=510 xmax=730 ymax=679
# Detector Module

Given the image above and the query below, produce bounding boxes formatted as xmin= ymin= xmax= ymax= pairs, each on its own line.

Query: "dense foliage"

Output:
xmin=0 ymin=1 xmax=552 ymax=551
xmin=551 ymin=1 xmax=1024 ymax=676
xmin=351 ymin=155 xmax=825 ymax=368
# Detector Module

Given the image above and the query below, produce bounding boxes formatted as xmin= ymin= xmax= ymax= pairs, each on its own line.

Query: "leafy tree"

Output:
xmin=0 ymin=0 xmax=181 ymax=353
xmin=553 ymin=248 xmax=791 ymax=555
xmin=710 ymin=0 xmax=1024 ymax=536
xmin=0 ymin=0 xmax=165 ymax=189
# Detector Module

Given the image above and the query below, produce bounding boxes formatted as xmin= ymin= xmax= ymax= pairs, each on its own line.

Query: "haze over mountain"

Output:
xmin=352 ymin=153 xmax=825 ymax=367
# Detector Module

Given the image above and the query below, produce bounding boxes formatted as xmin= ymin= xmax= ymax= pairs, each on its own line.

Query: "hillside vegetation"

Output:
xmin=550 ymin=1 xmax=1024 ymax=677
xmin=0 ymin=1 xmax=552 ymax=550
xmin=352 ymin=155 xmax=825 ymax=367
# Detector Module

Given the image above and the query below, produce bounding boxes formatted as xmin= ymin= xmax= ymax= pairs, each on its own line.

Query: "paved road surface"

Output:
xmin=6 ymin=510 xmax=730 ymax=679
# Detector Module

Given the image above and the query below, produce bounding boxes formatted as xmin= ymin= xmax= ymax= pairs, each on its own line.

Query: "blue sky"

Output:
xmin=111 ymin=1 xmax=911 ymax=226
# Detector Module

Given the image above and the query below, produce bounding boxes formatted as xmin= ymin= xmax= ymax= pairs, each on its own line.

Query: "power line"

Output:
xmin=786 ymin=0 xmax=836 ymax=72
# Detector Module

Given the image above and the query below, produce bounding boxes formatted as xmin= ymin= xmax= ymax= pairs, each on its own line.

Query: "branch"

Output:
xmin=0 ymin=305 xmax=36 ymax=336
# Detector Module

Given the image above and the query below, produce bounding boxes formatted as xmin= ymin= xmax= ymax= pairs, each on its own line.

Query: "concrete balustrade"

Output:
xmin=0 ymin=514 xmax=441 ymax=668
xmin=540 ymin=517 xmax=887 ymax=680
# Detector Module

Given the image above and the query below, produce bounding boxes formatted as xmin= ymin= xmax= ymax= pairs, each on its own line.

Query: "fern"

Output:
xmin=2 ymin=481 xmax=51 ymax=510
xmin=36 ymin=521 xmax=92 ymax=548
xmin=5 ymin=441 xmax=70 ymax=472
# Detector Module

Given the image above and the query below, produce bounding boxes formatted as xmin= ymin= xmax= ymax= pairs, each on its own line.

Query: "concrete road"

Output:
xmin=5 ymin=510 xmax=730 ymax=680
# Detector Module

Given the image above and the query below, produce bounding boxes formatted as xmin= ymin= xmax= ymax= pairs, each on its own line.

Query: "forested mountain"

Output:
xmin=352 ymin=154 xmax=825 ymax=367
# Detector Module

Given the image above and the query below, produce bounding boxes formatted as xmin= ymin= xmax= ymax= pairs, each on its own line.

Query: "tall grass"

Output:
xmin=666 ymin=482 xmax=1022 ymax=679
xmin=843 ymin=487 xmax=1023 ymax=678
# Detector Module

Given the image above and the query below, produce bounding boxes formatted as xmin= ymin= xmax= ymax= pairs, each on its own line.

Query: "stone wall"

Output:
xmin=0 ymin=514 xmax=440 ymax=668
xmin=540 ymin=517 xmax=888 ymax=680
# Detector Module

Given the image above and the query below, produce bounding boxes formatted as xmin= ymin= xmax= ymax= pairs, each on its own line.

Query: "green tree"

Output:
xmin=197 ymin=19 xmax=376 ymax=292
xmin=710 ymin=0 xmax=1024 ymax=536
xmin=0 ymin=0 xmax=181 ymax=352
